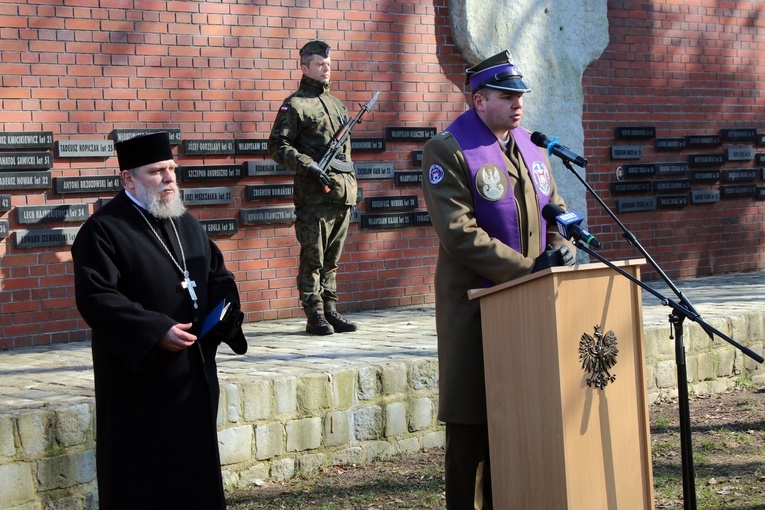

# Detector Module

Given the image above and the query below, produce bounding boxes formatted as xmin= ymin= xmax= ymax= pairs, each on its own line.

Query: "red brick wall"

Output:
xmin=1 ymin=0 xmax=763 ymax=348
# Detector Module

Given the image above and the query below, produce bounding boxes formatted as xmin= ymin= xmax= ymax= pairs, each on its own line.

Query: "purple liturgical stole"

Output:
xmin=447 ymin=108 xmax=552 ymax=284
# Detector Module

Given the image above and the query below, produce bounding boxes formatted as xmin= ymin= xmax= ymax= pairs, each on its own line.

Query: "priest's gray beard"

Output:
xmin=133 ymin=179 xmax=187 ymax=219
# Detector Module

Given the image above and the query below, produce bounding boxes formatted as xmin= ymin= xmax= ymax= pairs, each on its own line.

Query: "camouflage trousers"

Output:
xmin=294 ymin=203 xmax=352 ymax=314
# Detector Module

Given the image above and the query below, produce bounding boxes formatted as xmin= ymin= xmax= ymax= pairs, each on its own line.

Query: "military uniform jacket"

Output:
xmin=422 ymin=126 xmax=573 ymax=424
xmin=268 ymin=75 xmax=357 ymax=208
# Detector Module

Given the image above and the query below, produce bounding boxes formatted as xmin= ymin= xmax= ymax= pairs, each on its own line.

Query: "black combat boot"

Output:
xmin=324 ymin=311 xmax=358 ymax=333
xmin=306 ymin=312 xmax=334 ymax=335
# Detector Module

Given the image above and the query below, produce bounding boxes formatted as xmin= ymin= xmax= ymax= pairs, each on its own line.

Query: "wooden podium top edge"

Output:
xmin=466 ymin=258 xmax=647 ymax=301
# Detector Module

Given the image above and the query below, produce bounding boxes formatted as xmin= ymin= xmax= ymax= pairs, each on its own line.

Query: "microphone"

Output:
xmin=541 ymin=203 xmax=601 ymax=249
xmin=531 ymin=131 xmax=588 ymax=168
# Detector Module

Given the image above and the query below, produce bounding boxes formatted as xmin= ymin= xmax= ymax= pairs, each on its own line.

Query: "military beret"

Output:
xmin=299 ymin=40 xmax=331 ymax=59
xmin=465 ymin=50 xmax=531 ymax=94
xmin=115 ymin=131 xmax=174 ymax=171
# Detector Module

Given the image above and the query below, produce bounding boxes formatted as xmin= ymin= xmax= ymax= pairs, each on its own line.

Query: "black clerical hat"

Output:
xmin=299 ymin=40 xmax=331 ymax=59
xmin=115 ymin=132 xmax=174 ymax=171
xmin=465 ymin=50 xmax=531 ymax=94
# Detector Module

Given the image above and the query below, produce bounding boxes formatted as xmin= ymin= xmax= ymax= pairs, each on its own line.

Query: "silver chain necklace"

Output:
xmin=132 ymin=205 xmax=198 ymax=309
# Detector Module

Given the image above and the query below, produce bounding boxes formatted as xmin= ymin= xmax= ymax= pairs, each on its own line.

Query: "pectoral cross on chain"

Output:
xmin=182 ymin=270 xmax=199 ymax=309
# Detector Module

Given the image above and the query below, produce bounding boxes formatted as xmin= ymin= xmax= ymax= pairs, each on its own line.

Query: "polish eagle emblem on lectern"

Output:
xmin=579 ymin=325 xmax=618 ymax=390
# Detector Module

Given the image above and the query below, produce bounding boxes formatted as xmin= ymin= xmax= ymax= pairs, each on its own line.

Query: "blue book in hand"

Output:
xmin=200 ymin=299 xmax=231 ymax=339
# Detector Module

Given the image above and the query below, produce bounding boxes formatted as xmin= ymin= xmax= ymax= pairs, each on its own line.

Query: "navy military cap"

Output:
xmin=299 ymin=40 xmax=331 ymax=59
xmin=115 ymin=132 xmax=173 ymax=171
xmin=465 ymin=50 xmax=531 ymax=94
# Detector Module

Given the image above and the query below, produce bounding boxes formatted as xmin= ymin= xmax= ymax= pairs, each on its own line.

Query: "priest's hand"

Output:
xmin=158 ymin=323 xmax=197 ymax=352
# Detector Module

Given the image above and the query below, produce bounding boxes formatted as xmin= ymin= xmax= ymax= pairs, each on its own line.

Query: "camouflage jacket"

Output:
xmin=268 ymin=76 xmax=358 ymax=207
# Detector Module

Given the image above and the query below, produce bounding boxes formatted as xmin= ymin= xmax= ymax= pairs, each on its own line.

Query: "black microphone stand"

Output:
xmin=558 ymin=159 xmax=764 ymax=510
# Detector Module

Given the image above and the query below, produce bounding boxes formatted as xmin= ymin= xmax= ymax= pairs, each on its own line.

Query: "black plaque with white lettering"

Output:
xmin=610 ymin=181 xmax=652 ymax=194
xmin=55 ymin=175 xmax=122 ymax=194
xmin=182 ymin=139 xmax=235 ymax=156
xmin=0 ymin=220 xmax=8 ymax=238
xmin=691 ymin=170 xmax=720 ymax=182
xmin=15 ymin=227 xmax=80 ymax=248
xmin=655 ymin=138 xmax=687 ymax=151
xmin=413 ymin=210 xmax=431 ymax=226
xmin=350 ymin=138 xmax=385 ymax=152
xmin=412 ymin=150 xmax=422 ymax=166
xmin=0 ymin=171 xmax=52 ymax=190
xmin=245 ymin=160 xmax=291 ymax=177
xmin=0 ymin=194 xmax=11 ymax=211
xmin=622 ymin=164 xmax=655 ymax=177
xmin=721 ymin=169 xmax=757 ymax=182
xmin=726 ymin=148 xmax=755 ymax=162
xmin=234 ymin=139 xmax=269 ymax=155
xmin=616 ymin=197 xmax=656 ymax=213
xmin=240 ymin=206 xmax=296 ymax=225
xmin=610 ymin=146 xmax=643 ymax=160
xmin=355 ymin=162 xmax=394 ymax=180
xmin=385 ymin=127 xmax=437 ymax=142
xmin=180 ymin=187 xmax=233 ymax=205
xmin=686 ymin=135 xmax=721 ymax=148
xmin=656 ymin=163 xmax=688 ymax=175
xmin=657 ymin=194 xmax=689 ymax=208
xmin=245 ymin=184 xmax=294 ymax=201
xmin=0 ymin=151 xmax=53 ymax=170
xmin=200 ymin=218 xmax=238 ymax=236
xmin=615 ymin=127 xmax=655 ymax=139
xmin=55 ymin=140 xmax=114 ymax=158
xmin=721 ymin=128 xmax=756 ymax=142
xmin=366 ymin=195 xmax=418 ymax=212
xmin=0 ymin=131 xmax=54 ymax=150
xmin=691 ymin=190 xmax=720 ymax=204
xmin=394 ymin=171 xmax=422 ymax=186
xmin=16 ymin=204 xmax=90 ymax=225
xmin=654 ymin=179 xmax=691 ymax=193
xmin=688 ymin=153 xmax=725 ymax=167
xmin=756 ymin=154 xmax=765 ymax=165
xmin=350 ymin=206 xmax=361 ymax=224
xmin=361 ymin=212 xmax=413 ymax=229
xmin=720 ymin=184 xmax=756 ymax=198
xmin=110 ymin=128 xmax=182 ymax=145
xmin=757 ymin=134 xmax=765 ymax=146
xmin=180 ymin=163 xmax=244 ymax=181
xmin=757 ymin=187 xmax=765 ymax=200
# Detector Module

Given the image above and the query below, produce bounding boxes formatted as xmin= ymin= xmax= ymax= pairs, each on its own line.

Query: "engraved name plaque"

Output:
xmin=0 ymin=220 xmax=8 ymax=238
xmin=234 ymin=139 xmax=269 ymax=155
xmin=413 ymin=210 xmax=431 ymax=225
xmin=245 ymin=160 xmax=292 ymax=177
xmin=365 ymin=195 xmax=418 ymax=212
xmin=385 ymin=127 xmax=437 ymax=142
xmin=610 ymin=181 xmax=652 ymax=194
xmin=657 ymin=194 xmax=689 ymax=208
xmin=110 ymin=128 xmax=182 ymax=145
xmin=654 ymin=179 xmax=691 ymax=193
xmin=182 ymin=139 xmax=235 ymax=156
xmin=0 ymin=131 xmax=54 ymax=150
xmin=240 ymin=206 xmax=296 ymax=225
xmin=616 ymin=197 xmax=656 ymax=213
xmin=55 ymin=140 xmax=114 ymax=158
xmin=721 ymin=128 xmax=756 ymax=142
xmin=15 ymin=227 xmax=80 ymax=248
xmin=691 ymin=170 xmax=720 ymax=182
xmin=656 ymin=163 xmax=688 ymax=175
xmin=722 ymin=169 xmax=758 ymax=182
xmin=180 ymin=164 xmax=244 ymax=181
xmin=394 ymin=171 xmax=422 ymax=186
xmin=0 ymin=194 xmax=11 ymax=211
xmin=355 ymin=162 xmax=394 ymax=180
xmin=686 ymin=135 xmax=721 ymax=148
xmin=688 ymin=153 xmax=725 ymax=167
xmin=16 ymin=204 xmax=90 ymax=225
xmin=245 ymin=184 xmax=294 ymax=201
xmin=655 ymin=138 xmax=687 ymax=151
xmin=726 ymin=148 xmax=755 ymax=162
xmin=180 ymin=187 xmax=233 ymax=205
xmin=691 ymin=190 xmax=720 ymax=204
xmin=361 ymin=212 xmax=413 ymax=229
xmin=200 ymin=218 xmax=238 ymax=236
xmin=351 ymin=138 xmax=385 ymax=152
xmin=610 ymin=146 xmax=643 ymax=160
xmin=719 ymin=184 xmax=756 ymax=198
xmin=55 ymin=176 xmax=122 ymax=194
xmin=615 ymin=127 xmax=655 ymax=139
xmin=0 ymin=171 xmax=52 ymax=190
xmin=622 ymin=164 xmax=655 ymax=177
xmin=412 ymin=150 xmax=423 ymax=166
xmin=0 ymin=151 xmax=53 ymax=170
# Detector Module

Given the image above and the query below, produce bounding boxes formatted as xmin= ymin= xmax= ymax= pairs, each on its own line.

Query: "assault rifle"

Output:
xmin=316 ymin=91 xmax=380 ymax=193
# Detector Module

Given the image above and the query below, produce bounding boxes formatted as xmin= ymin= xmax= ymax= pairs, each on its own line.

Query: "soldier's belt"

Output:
xmin=329 ymin=159 xmax=355 ymax=173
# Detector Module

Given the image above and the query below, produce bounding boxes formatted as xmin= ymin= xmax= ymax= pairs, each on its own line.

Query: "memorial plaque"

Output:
xmin=657 ymin=194 xmax=689 ymax=208
xmin=691 ymin=170 xmax=720 ymax=182
xmin=350 ymin=206 xmax=361 ymax=224
xmin=757 ymin=187 xmax=765 ymax=200
xmin=15 ymin=227 xmax=80 ymax=248
xmin=0 ymin=220 xmax=8 ymax=238
xmin=356 ymin=186 xmax=363 ymax=203
xmin=615 ymin=127 xmax=655 ymax=139
xmin=756 ymin=153 xmax=765 ymax=165
xmin=200 ymin=218 xmax=238 ymax=236
xmin=180 ymin=163 xmax=244 ymax=181
xmin=726 ymin=148 xmax=755 ymax=162
xmin=757 ymin=134 xmax=765 ymax=146
xmin=245 ymin=160 xmax=291 ymax=177
xmin=385 ymin=127 xmax=437 ymax=142
xmin=55 ymin=140 xmax=114 ymax=158
xmin=610 ymin=146 xmax=643 ymax=160
xmin=110 ymin=128 xmax=182 ymax=145
xmin=721 ymin=128 xmax=756 ymax=142
xmin=55 ymin=175 xmax=121 ymax=194
xmin=721 ymin=169 xmax=757 ymax=182
xmin=350 ymin=138 xmax=385 ymax=152
xmin=394 ymin=171 xmax=422 ymax=186
xmin=412 ymin=150 xmax=423 ymax=166
xmin=0 ymin=171 xmax=52 ymax=190
xmin=180 ymin=187 xmax=232 ymax=205
xmin=240 ymin=206 xmax=296 ymax=225
xmin=686 ymin=135 xmax=721 ymax=148
xmin=182 ymin=139 xmax=235 ymax=156
xmin=413 ymin=210 xmax=431 ymax=225
xmin=656 ymin=163 xmax=688 ymax=175
xmin=16 ymin=204 xmax=90 ymax=224
xmin=0 ymin=151 xmax=53 ymax=170
xmin=355 ymin=162 xmax=394 ymax=180
xmin=719 ymin=184 xmax=756 ymax=198
xmin=234 ymin=139 xmax=269 ymax=155
xmin=0 ymin=131 xmax=54 ymax=150
xmin=0 ymin=194 xmax=11 ymax=211
xmin=361 ymin=212 xmax=413 ymax=229
xmin=689 ymin=153 xmax=725 ymax=166
xmin=615 ymin=197 xmax=656 ymax=213
xmin=655 ymin=138 xmax=687 ymax=151
xmin=622 ymin=164 xmax=655 ymax=177
xmin=691 ymin=190 xmax=720 ymax=204
xmin=654 ymin=179 xmax=691 ymax=193
xmin=610 ymin=181 xmax=652 ymax=194
xmin=245 ymin=184 xmax=294 ymax=201
xmin=365 ymin=195 xmax=418 ymax=212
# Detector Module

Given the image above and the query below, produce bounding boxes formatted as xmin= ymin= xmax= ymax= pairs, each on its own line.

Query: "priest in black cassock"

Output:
xmin=72 ymin=131 xmax=248 ymax=510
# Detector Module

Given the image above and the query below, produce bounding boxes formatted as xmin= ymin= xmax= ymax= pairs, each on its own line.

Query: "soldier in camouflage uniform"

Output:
xmin=268 ymin=40 xmax=359 ymax=335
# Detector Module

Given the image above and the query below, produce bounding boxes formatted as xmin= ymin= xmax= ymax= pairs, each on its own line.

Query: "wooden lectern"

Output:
xmin=468 ymin=259 xmax=654 ymax=509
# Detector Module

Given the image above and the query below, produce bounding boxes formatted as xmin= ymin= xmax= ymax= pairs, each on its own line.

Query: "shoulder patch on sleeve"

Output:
xmin=279 ymin=105 xmax=289 ymax=113
xmin=428 ymin=164 xmax=445 ymax=184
